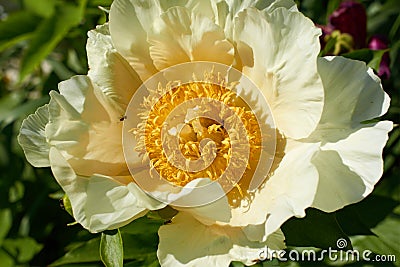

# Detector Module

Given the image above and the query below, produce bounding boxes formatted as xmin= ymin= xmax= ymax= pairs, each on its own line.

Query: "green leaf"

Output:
xmin=0 ymin=248 xmax=14 ymax=267
xmin=2 ymin=237 xmax=43 ymax=263
xmin=0 ymin=95 xmax=49 ymax=129
xmin=120 ymin=216 xmax=163 ymax=236
xmin=342 ymin=49 xmax=374 ymax=63
xmin=337 ymin=195 xmax=399 ymax=236
xmin=124 ymin=257 xmax=160 ymax=267
xmin=0 ymin=11 xmax=40 ymax=52
xmin=52 ymin=217 xmax=162 ymax=266
xmin=281 ymin=208 xmax=351 ymax=250
xmin=122 ymin=233 xmax=158 ymax=261
xmin=20 ymin=2 xmax=87 ymax=80
xmin=326 ymin=0 xmax=341 ymax=20
xmin=0 ymin=93 xmax=24 ymax=121
xmin=120 ymin=217 xmax=161 ymax=264
xmin=61 ymin=194 xmax=74 ymax=217
xmin=100 ymin=229 xmax=123 ymax=267
xmin=367 ymin=0 xmax=400 ymax=34
xmin=0 ymin=209 xmax=12 ymax=246
xmin=8 ymin=181 xmax=25 ymax=203
xmin=351 ymin=205 xmax=400 ymax=265
xmin=50 ymin=238 xmax=101 ymax=266
xmin=230 ymin=261 xmax=246 ymax=267
xmin=342 ymin=49 xmax=389 ymax=74
xmin=23 ymin=0 xmax=56 ymax=18
xmin=367 ymin=49 xmax=389 ymax=73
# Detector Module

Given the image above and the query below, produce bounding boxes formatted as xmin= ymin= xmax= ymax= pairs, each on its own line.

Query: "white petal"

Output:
xmin=215 ymin=0 xmax=297 ymax=41
xmin=229 ymin=141 xmax=320 ymax=238
xmin=173 ymin=179 xmax=232 ymax=225
xmin=142 ymin=177 xmax=231 ymax=223
xmin=87 ymin=24 xmax=143 ymax=115
xmin=49 ymin=147 xmax=148 ymax=233
xmin=224 ymin=0 xmax=297 ymax=16
xmin=46 ymin=76 xmax=128 ymax=177
xmin=109 ymin=0 xmax=159 ymax=80
xmin=157 ymin=212 xmax=285 ymax=267
xmin=189 ymin=0 xmax=217 ymax=18
xmin=233 ymin=8 xmax=323 ymax=139
xmin=260 ymin=0 xmax=298 ymax=11
xmin=190 ymin=12 xmax=234 ymax=64
xmin=148 ymin=7 xmax=191 ymax=69
xmin=18 ymin=104 xmax=50 ymax=167
xmin=311 ymin=150 xmax=368 ymax=212
xmin=127 ymin=182 xmax=167 ymax=211
xmin=308 ymin=56 xmax=393 ymax=212
xmin=148 ymin=6 xmax=234 ymax=70
xmin=315 ymin=56 xmax=390 ymax=131
xmin=313 ymin=121 xmax=393 ymax=212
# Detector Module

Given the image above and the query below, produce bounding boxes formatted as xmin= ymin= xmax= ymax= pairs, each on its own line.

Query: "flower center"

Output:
xmin=135 ymin=78 xmax=263 ymax=206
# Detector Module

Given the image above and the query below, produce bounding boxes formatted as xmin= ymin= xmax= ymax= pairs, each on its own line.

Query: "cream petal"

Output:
xmin=87 ymin=24 xmax=143 ymax=116
xmin=157 ymin=212 xmax=285 ymax=267
xmin=109 ymin=0 xmax=159 ymax=80
xmin=353 ymin=68 xmax=390 ymax=122
xmin=148 ymin=7 xmax=191 ymax=69
xmin=229 ymin=141 xmax=320 ymax=238
xmin=230 ymin=228 xmax=285 ymax=265
xmin=116 ymin=0 xmax=219 ymax=46
xmin=311 ymin=150 xmax=369 ymax=212
xmin=172 ymin=179 xmax=232 ymax=225
xmin=115 ymin=0 xmax=217 ymax=49
xmin=148 ymin=6 xmax=234 ymax=70
xmin=187 ymin=0 xmax=216 ymax=19
xmin=308 ymin=56 xmax=393 ymax=212
xmin=313 ymin=121 xmax=393 ymax=212
xmin=127 ymin=182 xmax=167 ymax=211
xmin=49 ymin=147 xmax=148 ymax=233
xmin=143 ymin=178 xmax=231 ymax=224
xmin=190 ymin=12 xmax=234 ymax=64
xmin=223 ymin=0 xmax=297 ymax=16
xmin=57 ymin=75 xmax=110 ymax=121
xmin=18 ymin=104 xmax=50 ymax=167
xmin=233 ymin=8 xmax=323 ymax=139
xmin=314 ymin=56 xmax=390 ymax=133
xmin=45 ymin=76 xmax=129 ymax=177
xmin=215 ymin=0 xmax=297 ymax=41
xmin=259 ymin=0 xmax=298 ymax=11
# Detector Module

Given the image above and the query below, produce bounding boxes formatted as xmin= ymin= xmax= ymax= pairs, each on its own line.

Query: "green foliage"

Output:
xmin=0 ymin=11 xmax=39 ymax=52
xmin=282 ymin=209 xmax=352 ymax=250
xmin=0 ymin=0 xmax=399 ymax=266
xmin=19 ymin=0 xmax=88 ymax=80
xmin=100 ymin=230 xmax=123 ymax=267
xmin=0 ymin=209 xmax=12 ymax=245
xmin=50 ymin=216 xmax=162 ymax=266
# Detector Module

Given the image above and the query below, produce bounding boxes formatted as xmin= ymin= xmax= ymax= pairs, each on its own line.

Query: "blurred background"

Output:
xmin=0 ymin=0 xmax=399 ymax=266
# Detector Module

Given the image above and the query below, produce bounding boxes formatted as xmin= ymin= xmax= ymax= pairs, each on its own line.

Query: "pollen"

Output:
xmin=134 ymin=74 xmax=264 ymax=206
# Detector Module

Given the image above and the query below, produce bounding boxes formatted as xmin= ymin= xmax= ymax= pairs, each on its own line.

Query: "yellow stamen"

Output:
xmin=135 ymin=76 xmax=266 ymax=206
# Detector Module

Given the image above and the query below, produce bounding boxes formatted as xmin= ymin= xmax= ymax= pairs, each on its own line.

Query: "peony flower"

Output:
xmin=18 ymin=0 xmax=392 ymax=266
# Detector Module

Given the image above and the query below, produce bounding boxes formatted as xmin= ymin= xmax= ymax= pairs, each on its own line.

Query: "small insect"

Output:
xmin=163 ymin=219 xmax=172 ymax=225
xmin=119 ymin=115 xmax=127 ymax=122
xmin=59 ymin=198 xmax=65 ymax=210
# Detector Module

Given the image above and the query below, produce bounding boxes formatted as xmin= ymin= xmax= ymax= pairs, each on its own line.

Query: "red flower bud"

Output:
xmin=369 ymin=35 xmax=391 ymax=79
xmin=329 ymin=1 xmax=367 ymax=49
